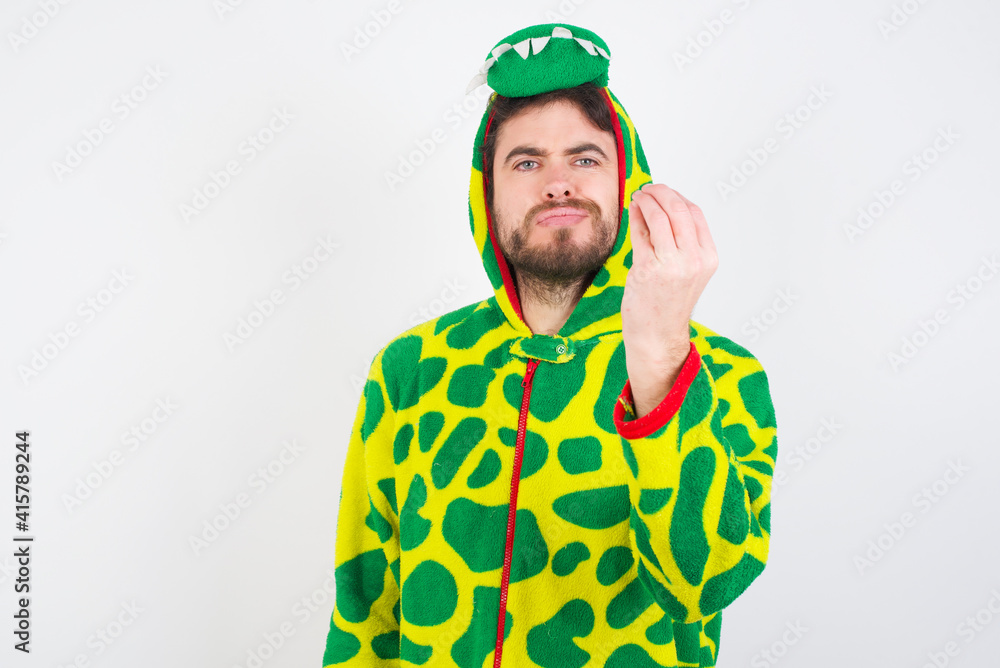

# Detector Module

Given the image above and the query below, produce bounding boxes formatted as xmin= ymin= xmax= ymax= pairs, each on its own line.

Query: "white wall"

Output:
xmin=1 ymin=0 xmax=998 ymax=666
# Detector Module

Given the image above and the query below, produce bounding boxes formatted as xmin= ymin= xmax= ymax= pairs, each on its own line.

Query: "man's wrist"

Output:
xmin=628 ymin=342 xmax=691 ymax=419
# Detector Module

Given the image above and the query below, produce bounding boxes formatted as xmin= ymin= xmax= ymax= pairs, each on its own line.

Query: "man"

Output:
xmin=323 ymin=22 xmax=778 ymax=668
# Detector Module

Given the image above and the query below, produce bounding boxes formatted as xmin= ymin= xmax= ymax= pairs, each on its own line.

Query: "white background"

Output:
xmin=1 ymin=0 xmax=999 ymax=666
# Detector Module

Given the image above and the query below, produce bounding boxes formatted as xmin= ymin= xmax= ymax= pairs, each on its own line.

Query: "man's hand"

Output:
xmin=622 ymin=183 xmax=718 ymax=419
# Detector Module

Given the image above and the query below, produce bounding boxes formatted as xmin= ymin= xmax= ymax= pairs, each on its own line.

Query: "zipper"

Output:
xmin=493 ymin=357 xmax=540 ymax=667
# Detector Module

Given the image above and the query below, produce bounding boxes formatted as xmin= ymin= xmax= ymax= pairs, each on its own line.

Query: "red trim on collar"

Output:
xmin=600 ymin=87 xmax=626 ymax=232
xmin=482 ymin=106 xmax=526 ymax=323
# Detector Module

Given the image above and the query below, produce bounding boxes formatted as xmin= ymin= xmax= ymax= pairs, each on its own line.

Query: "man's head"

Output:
xmin=481 ymin=84 xmax=620 ymax=305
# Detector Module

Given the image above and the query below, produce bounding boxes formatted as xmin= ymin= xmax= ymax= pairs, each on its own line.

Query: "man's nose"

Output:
xmin=544 ymin=164 xmax=574 ymax=199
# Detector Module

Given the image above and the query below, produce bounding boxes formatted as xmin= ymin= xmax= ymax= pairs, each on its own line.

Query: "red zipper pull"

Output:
xmin=521 ymin=359 xmax=538 ymax=387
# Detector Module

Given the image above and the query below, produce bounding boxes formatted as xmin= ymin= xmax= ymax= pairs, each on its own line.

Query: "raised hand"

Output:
xmin=622 ymin=183 xmax=718 ymax=418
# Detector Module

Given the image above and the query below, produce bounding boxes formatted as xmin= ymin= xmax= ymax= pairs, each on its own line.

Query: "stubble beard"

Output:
xmin=492 ymin=198 xmax=619 ymax=308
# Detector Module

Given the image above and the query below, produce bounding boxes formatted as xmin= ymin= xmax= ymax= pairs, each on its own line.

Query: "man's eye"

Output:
xmin=578 ymin=158 xmax=597 ymax=166
xmin=515 ymin=160 xmax=537 ymax=170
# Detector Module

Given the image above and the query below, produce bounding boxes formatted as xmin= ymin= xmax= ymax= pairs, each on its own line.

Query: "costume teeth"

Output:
xmin=465 ymin=26 xmax=610 ymax=94
xmin=491 ymin=43 xmax=512 ymax=59
xmin=530 ymin=36 xmax=549 ymax=54
xmin=465 ymin=72 xmax=488 ymax=94
xmin=574 ymin=37 xmax=597 ymax=55
xmin=512 ymin=38 xmax=531 ymax=59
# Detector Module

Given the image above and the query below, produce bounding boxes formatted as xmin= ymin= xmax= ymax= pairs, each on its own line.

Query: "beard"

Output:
xmin=492 ymin=197 xmax=619 ymax=308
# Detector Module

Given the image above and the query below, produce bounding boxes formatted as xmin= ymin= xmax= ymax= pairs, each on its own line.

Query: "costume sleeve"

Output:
xmin=323 ymin=353 xmax=402 ymax=666
xmin=612 ymin=339 xmax=777 ymax=625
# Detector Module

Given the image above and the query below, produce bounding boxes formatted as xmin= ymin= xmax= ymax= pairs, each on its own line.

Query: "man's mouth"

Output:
xmin=536 ymin=207 xmax=589 ymax=226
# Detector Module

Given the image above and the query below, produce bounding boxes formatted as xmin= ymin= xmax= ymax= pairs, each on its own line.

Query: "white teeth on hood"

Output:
xmin=574 ymin=37 xmax=597 ymax=55
xmin=491 ymin=43 xmax=512 ymax=59
xmin=512 ymin=38 xmax=532 ymax=59
xmin=465 ymin=73 xmax=488 ymax=94
xmin=465 ymin=26 xmax=611 ymax=95
xmin=530 ymin=36 xmax=549 ymax=54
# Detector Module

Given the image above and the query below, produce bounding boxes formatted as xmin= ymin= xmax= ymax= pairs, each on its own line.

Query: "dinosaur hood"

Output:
xmin=466 ymin=23 xmax=653 ymax=340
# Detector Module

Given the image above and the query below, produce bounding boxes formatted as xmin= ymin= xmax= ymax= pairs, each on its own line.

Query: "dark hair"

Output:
xmin=481 ymin=82 xmax=616 ymax=211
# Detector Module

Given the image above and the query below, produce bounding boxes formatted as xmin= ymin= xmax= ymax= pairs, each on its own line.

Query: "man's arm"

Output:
xmin=612 ymin=337 xmax=777 ymax=625
xmin=323 ymin=353 xmax=402 ymax=666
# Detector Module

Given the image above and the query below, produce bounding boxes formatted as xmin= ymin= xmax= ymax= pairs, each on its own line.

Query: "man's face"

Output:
xmin=490 ymin=99 xmax=619 ymax=292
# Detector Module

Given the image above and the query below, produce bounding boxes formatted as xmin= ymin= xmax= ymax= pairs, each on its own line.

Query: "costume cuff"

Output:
xmin=613 ymin=341 xmax=701 ymax=440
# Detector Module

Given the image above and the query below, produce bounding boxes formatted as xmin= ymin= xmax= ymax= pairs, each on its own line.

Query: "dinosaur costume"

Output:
xmin=322 ymin=23 xmax=778 ymax=668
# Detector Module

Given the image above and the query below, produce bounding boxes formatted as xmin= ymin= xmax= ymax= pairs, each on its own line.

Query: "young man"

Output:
xmin=323 ymin=23 xmax=778 ymax=668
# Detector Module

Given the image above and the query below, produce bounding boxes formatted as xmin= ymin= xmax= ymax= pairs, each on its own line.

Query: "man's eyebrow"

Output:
xmin=502 ymin=142 xmax=610 ymax=166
